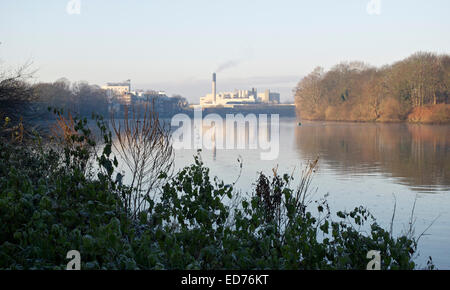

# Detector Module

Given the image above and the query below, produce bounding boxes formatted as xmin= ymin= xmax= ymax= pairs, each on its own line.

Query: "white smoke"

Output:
xmin=216 ymin=59 xmax=242 ymax=73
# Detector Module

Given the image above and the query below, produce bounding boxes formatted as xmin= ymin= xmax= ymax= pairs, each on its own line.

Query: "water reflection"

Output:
xmin=294 ymin=121 xmax=450 ymax=193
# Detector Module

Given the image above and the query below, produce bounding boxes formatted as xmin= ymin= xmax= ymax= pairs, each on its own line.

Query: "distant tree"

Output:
xmin=31 ymin=80 xmax=109 ymax=117
xmin=72 ymin=81 xmax=109 ymax=116
xmin=294 ymin=67 xmax=324 ymax=119
xmin=33 ymin=80 xmax=74 ymax=110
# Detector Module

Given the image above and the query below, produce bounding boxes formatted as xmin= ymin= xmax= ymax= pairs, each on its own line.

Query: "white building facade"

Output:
xmin=101 ymin=81 xmax=132 ymax=105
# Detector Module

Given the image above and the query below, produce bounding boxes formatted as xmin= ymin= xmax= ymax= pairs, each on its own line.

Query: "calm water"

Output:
xmin=170 ymin=118 xmax=450 ymax=269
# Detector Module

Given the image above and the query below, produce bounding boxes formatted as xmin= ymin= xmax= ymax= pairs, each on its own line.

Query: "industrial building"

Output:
xmin=101 ymin=81 xmax=131 ymax=96
xmin=101 ymin=81 xmax=132 ymax=105
xmin=199 ymin=73 xmax=280 ymax=108
xmin=258 ymin=89 xmax=281 ymax=104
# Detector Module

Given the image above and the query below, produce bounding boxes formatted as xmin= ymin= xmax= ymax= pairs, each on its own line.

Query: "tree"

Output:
xmin=294 ymin=66 xmax=324 ymax=119
xmin=0 ymin=61 xmax=36 ymax=120
xmin=111 ymin=102 xmax=174 ymax=219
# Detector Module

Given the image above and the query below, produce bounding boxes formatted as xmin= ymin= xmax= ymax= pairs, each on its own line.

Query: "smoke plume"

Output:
xmin=216 ymin=59 xmax=241 ymax=73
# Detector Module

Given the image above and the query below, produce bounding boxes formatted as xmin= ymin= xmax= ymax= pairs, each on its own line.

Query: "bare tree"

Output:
xmin=0 ymin=61 xmax=36 ymax=117
xmin=0 ymin=61 xmax=43 ymax=139
xmin=111 ymin=101 xmax=174 ymax=219
xmin=294 ymin=67 xmax=324 ymax=119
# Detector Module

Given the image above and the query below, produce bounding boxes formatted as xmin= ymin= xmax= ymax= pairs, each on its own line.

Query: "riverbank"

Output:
xmin=298 ymin=104 xmax=450 ymax=124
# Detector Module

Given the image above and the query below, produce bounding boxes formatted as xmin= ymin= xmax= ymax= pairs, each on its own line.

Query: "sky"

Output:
xmin=1 ymin=0 xmax=449 ymax=103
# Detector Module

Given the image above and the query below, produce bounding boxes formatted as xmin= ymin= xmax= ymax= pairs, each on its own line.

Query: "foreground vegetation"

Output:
xmin=295 ymin=52 xmax=450 ymax=123
xmin=0 ymin=111 xmax=433 ymax=270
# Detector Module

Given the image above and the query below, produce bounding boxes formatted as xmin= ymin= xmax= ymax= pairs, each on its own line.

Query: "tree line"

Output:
xmin=294 ymin=52 xmax=450 ymax=123
xmin=0 ymin=63 xmax=190 ymax=130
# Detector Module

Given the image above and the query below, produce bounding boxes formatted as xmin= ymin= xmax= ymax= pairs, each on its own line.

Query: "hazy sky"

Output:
xmin=1 ymin=0 xmax=449 ymax=102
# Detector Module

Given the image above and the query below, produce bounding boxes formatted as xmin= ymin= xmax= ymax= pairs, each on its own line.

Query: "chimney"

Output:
xmin=212 ymin=73 xmax=216 ymax=104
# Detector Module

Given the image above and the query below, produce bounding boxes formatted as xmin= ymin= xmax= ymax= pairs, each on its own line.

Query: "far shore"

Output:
xmin=297 ymin=104 xmax=450 ymax=125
